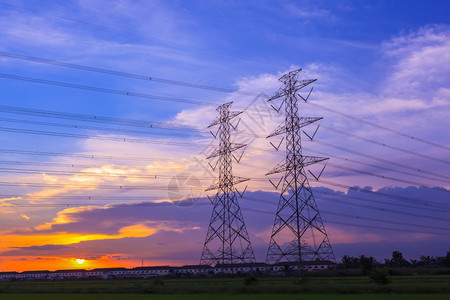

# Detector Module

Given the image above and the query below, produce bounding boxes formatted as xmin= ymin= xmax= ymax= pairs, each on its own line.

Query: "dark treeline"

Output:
xmin=335 ymin=251 xmax=450 ymax=277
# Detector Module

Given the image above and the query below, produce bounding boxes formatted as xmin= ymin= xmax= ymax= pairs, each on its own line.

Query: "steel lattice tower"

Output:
xmin=200 ymin=102 xmax=256 ymax=266
xmin=265 ymin=69 xmax=335 ymax=275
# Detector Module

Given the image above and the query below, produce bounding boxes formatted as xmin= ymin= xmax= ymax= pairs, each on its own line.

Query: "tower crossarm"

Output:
xmin=279 ymin=69 xmax=302 ymax=83
xmin=268 ymin=79 xmax=316 ymax=102
xmin=267 ymin=86 xmax=287 ymax=102
xmin=205 ymin=176 xmax=250 ymax=191
xmin=265 ymin=156 xmax=328 ymax=176
xmin=267 ymin=117 xmax=323 ymax=138
xmin=206 ymin=143 xmax=246 ymax=159
xmin=208 ymin=102 xmax=243 ymax=128
xmin=293 ymin=79 xmax=316 ymax=91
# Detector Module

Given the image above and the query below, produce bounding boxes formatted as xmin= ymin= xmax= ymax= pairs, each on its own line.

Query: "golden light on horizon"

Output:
xmin=75 ymin=258 xmax=85 ymax=265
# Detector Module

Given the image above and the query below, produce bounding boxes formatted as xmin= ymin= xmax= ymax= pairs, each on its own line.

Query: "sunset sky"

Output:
xmin=0 ymin=0 xmax=449 ymax=272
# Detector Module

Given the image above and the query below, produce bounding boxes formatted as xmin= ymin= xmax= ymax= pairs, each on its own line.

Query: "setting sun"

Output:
xmin=75 ymin=258 xmax=85 ymax=265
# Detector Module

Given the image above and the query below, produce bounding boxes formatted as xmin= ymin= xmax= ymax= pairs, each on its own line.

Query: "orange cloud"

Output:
xmin=0 ymin=255 xmax=128 ymax=272
xmin=20 ymin=214 xmax=30 ymax=221
xmin=1 ymin=224 xmax=157 ymax=249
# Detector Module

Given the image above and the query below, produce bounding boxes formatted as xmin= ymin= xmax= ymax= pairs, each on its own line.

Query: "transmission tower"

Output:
xmin=200 ymin=102 xmax=256 ymax=266
xmin=265 ymin=69 xmax=335 ymax=276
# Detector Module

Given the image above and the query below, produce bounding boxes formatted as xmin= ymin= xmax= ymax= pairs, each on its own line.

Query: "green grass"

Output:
xmin=0 ymin=275 xmax=449 ymax=295
xmin=1 ymin=294 xmax=450 ymax=300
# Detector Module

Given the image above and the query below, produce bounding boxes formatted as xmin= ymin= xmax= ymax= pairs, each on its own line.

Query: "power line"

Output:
xmin=2 ymin=51 xmax=447 ymax=155
xmin=318 ymin=193 xmax=449 ymax=222
xmin=0 ymin=72 xmax=272 ymax=114
xmin=0 ymin=73 xmax=218 ymax=107
xmin=321 ymin=124 xmax=450 ymax=165
xmin=313 ymin=189 xmax=448 ymax=213
xmin=2 ymin=135 xmax=448 ymax=190
xmin=0 ymin=166 xmax=215 ymax=181
xmin=3 ymin=193 xmax=447 ymax=236
xmin=311 ymin=139 xmax=450 ymax=180
xmin=0 ymin=118 xmax=446 ymax=187
xmin=0 ymin=117 xmax=199 ymax=138
xmin=1 ymin=103 xmax=447 ymax=181
xmin=0 ymin=51 xmax=257 ymax=96
xmin=303 ymin=146 xmax=449 ymax=184
xmin=0 ymin=194 xmax=162 ymax=201
xmin=0 ymin=181 xmax=198 ymax=190
xmin=243 ymin=207 xmax=448 ymax=236
xmin=4 ymin=196 xmax=447 ymax=236
xmin=5 ymin=103 xmax=443 ymax=180
xmin=2 ymin=71 xmax=448 ymax=181
xmin=241 ymin=195 xmax=449 ymax=231
xmin=320 ymin=209 xmax=449 ymax=231
xmin=2 ymin=191 xmax=447 ymax=216
xmin=5 ymin=198 xmax=449 ymax=235
xmin=3 ymin=168 xmax=446 ymax=213
xmin=1 ymin=200 xmax=213 ymax=209
xmin=2 ymin=150 xmax=449 ymax=195
xmin=1 ymin=166 xmax=447 ymax=213
xmin=308 ymin=101 xmax=450 ymax=151
xmin=240 ymin=161 xmax=450 ymax=209
xmin=325 ymin=162 xmax=449 ymax=189
xmin=0 ymin=104 xmax=207 ymax=134
xmin=9 ymin=99 xmax=443 ymax=174
xmin=0 ymin=148 xmax=191 ymax=162
xmin=0 ymin=159 xmax=183 ymax=169
xmin=0 ymin=144 xmax=444 ymax=212
xmin=0 ymin=125 xmax=272 ymax=154
xmin=0 ymin=175 xmax=449 ymax=212
xmin=317 ymin=179 xmax=450 ymax=210
xmin=0 ymin=104 xmax=264 ymax=141
xmin=0 ymin=126 xmax=209 ymax=147
xmin=0 ymin=158 xmax=448 ymax=211
xmin=245 ymin=142 xmax=449 ymax=186
xmin=0 ymin=106 xmax=260 ymax=139
xmin=0 ymin=91 xmax=446 ymax=213
xmin=322 ymin=220 xmax=448 ymax=236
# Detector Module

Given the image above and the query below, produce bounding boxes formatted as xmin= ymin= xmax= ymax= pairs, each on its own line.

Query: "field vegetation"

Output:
xmin=1 ymin=294 xmax=450 ymax=300
xmin=1 ymin=251 xmax=448 ymax=298
xmin=0 ymin=274 xmax=449 ymax=295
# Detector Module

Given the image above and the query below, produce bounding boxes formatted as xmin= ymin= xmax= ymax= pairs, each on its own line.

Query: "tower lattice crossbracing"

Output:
xmin=265 ymin=69 xmax=335 ymax=275
xmin=200 ymin=102 xmax=256 ymax=266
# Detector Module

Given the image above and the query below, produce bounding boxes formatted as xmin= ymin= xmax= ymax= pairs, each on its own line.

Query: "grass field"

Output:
xmin=0 ymin=275 xmax=449 ymax=296
xmin=0 ymin=294 xmax=450 ymax=300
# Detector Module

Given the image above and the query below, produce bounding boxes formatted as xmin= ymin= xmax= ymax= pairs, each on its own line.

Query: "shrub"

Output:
xmin=243 ymin=275 xmax=258 ymax=286
xmin=369 ymin=269 xmax=390 ymax=285
xmin=153 ymin=277 xmax=165 ymax=286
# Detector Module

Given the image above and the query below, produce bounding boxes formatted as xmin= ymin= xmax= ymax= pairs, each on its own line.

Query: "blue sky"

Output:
xmin=0 ymin=0 xmax=449 ymax=271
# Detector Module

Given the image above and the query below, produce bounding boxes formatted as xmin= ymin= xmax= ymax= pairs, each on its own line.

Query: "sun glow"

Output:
xmin=75 ymin=258 xmax=85 ymax=265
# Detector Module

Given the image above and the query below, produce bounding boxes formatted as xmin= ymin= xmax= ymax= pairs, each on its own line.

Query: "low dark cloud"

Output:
xmin=2 ymin=244 xmax=72 ymax=256
xmin=2 ymin=186 xmax=448 ymax=263
xmin=15 ymin=244 xmax=70 ymax=251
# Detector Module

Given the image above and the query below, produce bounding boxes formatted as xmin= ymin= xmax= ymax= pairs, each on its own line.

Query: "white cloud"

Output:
xmin=172 ymin=106 xmax=217 ymax=130
xmin=381 ymin=25 xmax=450 ymax=97
xmin=282 ymin=2 xmax=336 ymax=23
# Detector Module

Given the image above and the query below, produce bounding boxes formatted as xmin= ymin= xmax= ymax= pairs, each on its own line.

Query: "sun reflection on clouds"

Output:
xmin=20 ymin=214 xmax=30 ymax=221
xmin=29 ymin=188 xmax=66 ymax=199
xmin=1 ymin=225 xmax=157 ymax=249
xmin=1 ymin=202 xmax=200 ymax=251
xmin=34 ymin=206 xmax=99 ymax=231
xmin=42 ymin=173 xmax=59 ymax=184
